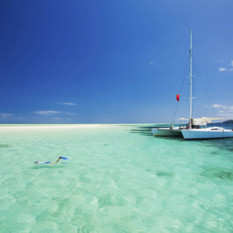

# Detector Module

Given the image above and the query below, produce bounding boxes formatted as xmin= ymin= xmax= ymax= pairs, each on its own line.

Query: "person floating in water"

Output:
xmin=35 ymin=156 xmax=68 ymax=164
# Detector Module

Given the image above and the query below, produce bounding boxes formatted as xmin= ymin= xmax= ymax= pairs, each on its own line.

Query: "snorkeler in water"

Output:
xmin=34 ymin=156 xmax=68 ymax=164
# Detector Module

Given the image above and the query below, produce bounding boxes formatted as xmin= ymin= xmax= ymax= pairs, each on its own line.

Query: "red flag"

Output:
xmin=176 ymin=94 xmax=180 ymax=101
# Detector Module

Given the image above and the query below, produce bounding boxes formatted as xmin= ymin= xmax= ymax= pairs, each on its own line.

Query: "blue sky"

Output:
xmin=0 ymin=0 xmax=233 ymax=123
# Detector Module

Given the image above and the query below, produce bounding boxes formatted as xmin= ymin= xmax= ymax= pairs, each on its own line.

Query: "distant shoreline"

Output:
xmin=0 ymin=123 xmax=157 ymax=129
xmin=0 ymin=124 xmax=101 ymax=129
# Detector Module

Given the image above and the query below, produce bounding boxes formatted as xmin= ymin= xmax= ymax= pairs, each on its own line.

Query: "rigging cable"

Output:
xmin=172 ymin=54 xmax=189 ymax=125
xmin=193 ymin=58 xmax=219 ymax=118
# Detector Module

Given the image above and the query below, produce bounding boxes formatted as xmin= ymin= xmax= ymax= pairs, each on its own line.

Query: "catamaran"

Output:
xmin=152 ymin=30 xmax=233 ymax=139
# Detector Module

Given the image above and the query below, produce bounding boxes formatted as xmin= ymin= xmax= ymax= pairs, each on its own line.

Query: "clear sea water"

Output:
xmin=1 ymin=124 xmax=233 ymax=233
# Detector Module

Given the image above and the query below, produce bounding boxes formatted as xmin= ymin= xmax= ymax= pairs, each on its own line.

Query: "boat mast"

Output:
xmin=189 ymin=30 xmax=193 ymax=128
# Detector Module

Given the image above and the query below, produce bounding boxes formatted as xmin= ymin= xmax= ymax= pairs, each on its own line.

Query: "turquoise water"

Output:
xmin=1 ymin=124 xmax=233 ymax=233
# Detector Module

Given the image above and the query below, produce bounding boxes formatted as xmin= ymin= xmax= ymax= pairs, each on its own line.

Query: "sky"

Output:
xmin=0 ymin=0 xmax=233 ymax=123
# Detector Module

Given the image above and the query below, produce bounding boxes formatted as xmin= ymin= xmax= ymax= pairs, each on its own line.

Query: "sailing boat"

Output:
xmin=180 ymin=31 xmax=233 ymax=139
xmin=153 ymin=30 xmax=233 ymax=139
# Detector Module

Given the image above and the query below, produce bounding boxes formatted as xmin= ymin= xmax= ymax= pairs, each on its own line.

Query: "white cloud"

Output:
xmin=33 ymin=110 xmax=62 ymax=115
xmin=212 ymin=104 xmax=233 ymax=111
xmin=54 ymin=117 xmax=63 ymax=120
xmin=219 ymin=67 xmax=227 ymax=72
xmin=219 ymin=67 xmax=233 ymax=72
xmin=212 ymin=104 xmax=228 ymax=109
xmin=211 ymin=104 xmax=233 ymax=119
xmin=33 ymin=110 xmax=76 ymax=116
xmin=57 ymin=102 xmax=76 ymax=106
xmin=0 ymin=113 xmax=14 ymax=118
xmin=219 ymin=60 xmax=233 ymax=72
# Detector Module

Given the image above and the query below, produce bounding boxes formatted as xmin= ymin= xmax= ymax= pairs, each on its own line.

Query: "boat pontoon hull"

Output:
xmin=181 ymin=127 xmax=233 ymax=140
xmin=152 ymin=128 xmax=182 ymax=137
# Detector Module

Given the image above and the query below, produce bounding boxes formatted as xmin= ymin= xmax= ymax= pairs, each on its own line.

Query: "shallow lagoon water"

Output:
xmin=0 ymin=124 xmax=233 ymax=233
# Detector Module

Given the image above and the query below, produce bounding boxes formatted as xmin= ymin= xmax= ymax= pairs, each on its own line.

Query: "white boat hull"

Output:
xmin=181 ymin=127 xmax=233 ymax=140
xmin=152 ymin=127 xmax=182 ymax=137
